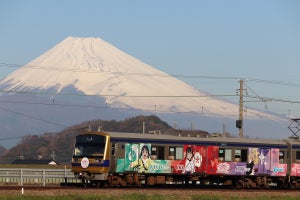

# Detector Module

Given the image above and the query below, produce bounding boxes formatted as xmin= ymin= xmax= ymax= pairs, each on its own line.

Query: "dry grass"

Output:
xmin=0 ymin=188 xmax=300 ymax=200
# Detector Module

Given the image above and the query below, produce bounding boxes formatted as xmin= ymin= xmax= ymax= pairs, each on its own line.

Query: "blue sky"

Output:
xmin=0 ymin=0 xmax=300 ymax=117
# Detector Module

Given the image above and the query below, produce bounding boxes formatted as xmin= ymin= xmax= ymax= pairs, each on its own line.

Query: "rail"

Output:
xmin=0 ymin=168 xmax=80 ymax=186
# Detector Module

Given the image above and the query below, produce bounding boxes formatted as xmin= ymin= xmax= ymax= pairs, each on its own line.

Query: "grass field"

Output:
xmin=1 ymin=189 xmax=300 ymax=200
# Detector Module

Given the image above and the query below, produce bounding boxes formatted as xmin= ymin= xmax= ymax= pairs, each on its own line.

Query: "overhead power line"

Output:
xmin=0 ymin=62 xmax=239 ymax=79
xmin=0 ymin=88 xmax=236 ymax=98
xmin=1 ymin=62 xmax=299 ymax=87
xmin=245 ymin=95 xmax=300 ymax=104
xmin=247 ymin=78 xmax=300 ymax=87
xmin=0 ymin=107 xmax=66 ymax=128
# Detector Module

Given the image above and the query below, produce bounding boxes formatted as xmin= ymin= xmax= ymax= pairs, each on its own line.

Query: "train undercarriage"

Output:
xmin=76 ymin=172 xmax=300 ymax=189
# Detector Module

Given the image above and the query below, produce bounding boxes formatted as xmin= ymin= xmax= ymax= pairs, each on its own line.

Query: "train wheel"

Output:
xmin=276 ymin=181 xmax=284 ymax=189
xmin=259 ymin=183 xmax=268 ymax=189
xmin=95 ymin=181 xmax=107 ymax=188
xmin=236 ymin=182 xmax=242 ymax=189
xmin=82 ymin=179 xmax=90 ymax=188
xmin=288 ymin=182 xmax=296 ymax=189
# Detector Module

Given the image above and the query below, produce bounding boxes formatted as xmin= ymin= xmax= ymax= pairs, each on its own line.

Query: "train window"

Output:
xmin=225 ymin=149 xmax=232 ymax=161
xmin=158 ymin=146 xmax=165 ymax=160
xmin=279 ymin=151 xmax=285 ymax=164
xmin=234 ymin=149 xmax=247 ymax=162
xmin=169 ymin=147 xmax=175 ymax=160
xmin=168 ymin=146 xmax=183 ymax=160
xmin=151 ymin=146 xmax=157 ymax=159
xmin=169 ymin=147 xmax=175 ymax=156
xmin=241 ymin=149 xmax=247 ymax=162
xmin=234 ymin=150 xmax=241 ymax=162
xmin=296 ymin=151 xmax=300 ymax=162
xmin=219 ymin=148 xmax=232 ymax=162
xmin=219 ymin=149 xmax=224 ymax=161
xmin=176 ymin=147 xmax=183 ymax=160
xmin=150 ymin=146 xmax=165 ymax=159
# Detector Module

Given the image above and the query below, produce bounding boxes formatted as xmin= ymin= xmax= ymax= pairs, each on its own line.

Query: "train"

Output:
xmin=71 ymin=130 xmax=300 ymax=188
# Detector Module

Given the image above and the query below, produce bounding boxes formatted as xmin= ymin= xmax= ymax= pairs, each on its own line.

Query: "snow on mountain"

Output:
xmin=0 ymin=37 xmax=291 ymax=148
xmin=0 ymin=37 xmax=279 ymax=119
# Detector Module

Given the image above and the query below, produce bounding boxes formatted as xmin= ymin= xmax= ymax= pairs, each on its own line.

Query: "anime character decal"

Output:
xmin=177 ymin=145 xmax=207 ymax=174
xmin=194 ymin=151 xmax=202 ymax=168
xmin=246 ymin=148 xmax=272 ymax=175
xmin=182 ymin=146 xmax=195 ymax=174
xmin=123 ymin=143 xmax=171 ymax=173
xmin=130 ymin=145 xmax=153 ymax=173
xmin=115 ymin=144 xmax=286 ymax=176
xmin=246 ymin=148 xmax=259 ymax=175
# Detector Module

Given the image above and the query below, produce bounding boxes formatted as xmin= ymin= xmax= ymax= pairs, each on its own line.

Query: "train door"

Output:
xmin=205 ymin=146 xmax=219 ymax=174
xmin=158 ymin=146 xmax=165 ymax=160
xmin=258 ymin=148 xmax=271 ymax=174
xmin=193 ymin=146 xmax=207 ymax=173
xmin=269 ymin=148 xmax=287 ymax=176
xmin=110 ymin=143 xmax=117 ymax=171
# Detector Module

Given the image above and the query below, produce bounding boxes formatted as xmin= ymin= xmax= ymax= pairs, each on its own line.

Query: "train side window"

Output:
xmin=169 ymin=147 xmax=175 ymax=160
xmin=157 ymin=146 xmax=165 ymax=160
xmin=234 ymin=149 xmax=241 ymax=162
xmin=234 ymin=149 xmax=247 ymax=162
xmin=241 ymin=149 xmax=247 ymax=162
xmin=151 ymin=146 xmax=157 ymax=160
xmin=151 ymin=146 xmax=165 ymax=160
xmin=169 ymin=146 xmax=183 ymax=160
xmin=279 ymin=150 xmax=285 ymax=164
xmin=219 ymin=148 xmax=233 ymax=162
xmin=175 ymin=147 xmax=183 ymax=160
xmin=296 ymin=151 xmax=300 ymax=163
xmin=219 ymin=148 xmax=224 ymax=161
xmin=224 ymin=149 xmax=232 ymax=161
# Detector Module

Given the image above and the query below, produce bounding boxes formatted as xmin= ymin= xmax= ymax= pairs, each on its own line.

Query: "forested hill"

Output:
xmin=0 ymin=115 xmax=209 ymax=164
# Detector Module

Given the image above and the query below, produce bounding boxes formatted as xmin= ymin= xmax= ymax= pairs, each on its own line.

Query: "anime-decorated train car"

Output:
xmin=71 ymin=131 xmax=300 ymax=188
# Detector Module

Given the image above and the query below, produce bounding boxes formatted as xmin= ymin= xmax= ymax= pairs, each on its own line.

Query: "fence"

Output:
xmin=0 ymin=168 xmax=80 ymax=186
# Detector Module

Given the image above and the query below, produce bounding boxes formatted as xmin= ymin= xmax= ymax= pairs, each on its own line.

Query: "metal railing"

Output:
xmin=0 ymin=168 xmax=80 ymax=186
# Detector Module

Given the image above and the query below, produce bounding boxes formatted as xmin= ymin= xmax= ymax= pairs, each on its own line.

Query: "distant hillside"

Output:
xmin=0 ymin=145 xmax=7 ymax=156
xmin=0 ymin=115 xmax=209 ymax=164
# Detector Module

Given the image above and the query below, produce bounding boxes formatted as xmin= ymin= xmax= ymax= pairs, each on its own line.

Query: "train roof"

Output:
xmin=78 ymin=131 xmax=300 ymax=148
xmin=98 ymin=131 xmax=296 ymax=148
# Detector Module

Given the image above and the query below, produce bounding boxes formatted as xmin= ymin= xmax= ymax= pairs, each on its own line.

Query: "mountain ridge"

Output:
xmin=0 ymin=115 xmax=210 ymax=164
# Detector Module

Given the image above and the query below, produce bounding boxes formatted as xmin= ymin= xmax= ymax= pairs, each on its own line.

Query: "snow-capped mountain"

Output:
xmin=0 ymin=37 xmax=280 ymax=118
xmin=0 ymin=37 xmax=290 ymax=148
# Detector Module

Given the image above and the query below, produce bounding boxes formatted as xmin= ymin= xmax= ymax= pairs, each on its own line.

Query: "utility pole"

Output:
xmin=51 ymin=151 xmax=56 ymax=161
xmin=237 ymin=79 xmax=244 ymax=138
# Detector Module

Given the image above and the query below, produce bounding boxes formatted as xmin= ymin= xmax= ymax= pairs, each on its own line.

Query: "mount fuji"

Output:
xmin=0 ymin=37 xmax=290 ymax=148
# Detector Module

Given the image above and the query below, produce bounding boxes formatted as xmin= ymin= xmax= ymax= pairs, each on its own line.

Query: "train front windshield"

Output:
xmin=73 ymin=134 xmax=106 ymax=158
